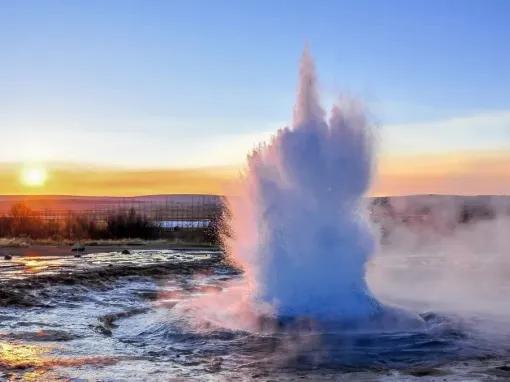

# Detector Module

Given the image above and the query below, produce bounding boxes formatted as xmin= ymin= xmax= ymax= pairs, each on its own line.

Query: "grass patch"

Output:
xmin=0 ymin=238 xmax=32 ymax=248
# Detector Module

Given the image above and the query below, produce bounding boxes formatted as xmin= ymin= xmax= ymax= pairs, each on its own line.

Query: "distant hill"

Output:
xmin=0 ymin=194 xmax=222 ymax=214
xmin=370 ymin=194 xmax=510 ymax=237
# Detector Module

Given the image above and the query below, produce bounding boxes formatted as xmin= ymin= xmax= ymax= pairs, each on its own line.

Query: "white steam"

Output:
xmin=224 ymin=48 xmax=381 ymax=320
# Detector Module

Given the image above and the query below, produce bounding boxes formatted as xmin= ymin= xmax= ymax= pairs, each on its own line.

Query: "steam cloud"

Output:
xmin=223 ymin=48 xmax=382 ymax=321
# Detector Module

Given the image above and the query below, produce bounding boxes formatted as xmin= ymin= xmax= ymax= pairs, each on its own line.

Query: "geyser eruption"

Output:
xmin=224 ymin=49 xmax=386 ymax=322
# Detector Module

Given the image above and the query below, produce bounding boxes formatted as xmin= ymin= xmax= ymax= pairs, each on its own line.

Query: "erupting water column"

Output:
xmin=224 ymin=49 xmax=385 ymax=323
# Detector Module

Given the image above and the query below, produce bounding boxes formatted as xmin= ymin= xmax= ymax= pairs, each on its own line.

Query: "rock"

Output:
xmin=91 ymin=324 xmax=112 ymax=337
xmin=205 ymin=357 xmax=223 ymax=373
xmin=121 ymin=249 xmax=130 ymax=255
xmin=488 ymin=365 xmax=510 ymax=377
xmin=71 ymin=243 xmax=85 ymax=252
xmin=3 ymin=254 xmax=12 ymax=260
xmin=407 ymin=367 xmax=449 ymax=377
xmin=74 ymin=254 xmax=81 ymax=258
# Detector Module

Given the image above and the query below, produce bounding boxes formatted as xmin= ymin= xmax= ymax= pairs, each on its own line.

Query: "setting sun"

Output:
xmin=21 ymin=166 xmax=48 ymax=187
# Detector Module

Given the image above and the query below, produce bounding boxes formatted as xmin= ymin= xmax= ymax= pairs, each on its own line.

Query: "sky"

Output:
xmin=0 ymin=0 xmax=509 ymax=196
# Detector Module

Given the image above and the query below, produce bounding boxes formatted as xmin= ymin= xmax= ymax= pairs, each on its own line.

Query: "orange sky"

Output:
xmin=372 ymin=150 xmax=510 ymax=196
xmin=0 ymin=164 xmax=237 ymax=196
xmin=0 ymin=150 xmax=509 ymax=197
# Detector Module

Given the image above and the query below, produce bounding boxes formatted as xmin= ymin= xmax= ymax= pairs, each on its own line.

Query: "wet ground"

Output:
xmin=0 ymin=248 xmax=509 ymax=381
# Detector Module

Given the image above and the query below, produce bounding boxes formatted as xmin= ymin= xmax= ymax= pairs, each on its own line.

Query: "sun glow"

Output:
xmin=21 ymin=166 xmax=48 ymax=187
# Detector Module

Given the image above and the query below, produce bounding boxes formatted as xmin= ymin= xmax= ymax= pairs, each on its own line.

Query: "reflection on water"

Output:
xmin=0 ymin=249 xmax=509 ymax=381
xmin=0 ymin=341 xmax=117 ymax=381
xmin=0 ymin=250 xmax=214 ymax=281
xmin=0 ymin=342 xmax=48 ymax=369
xmin=15 ymin=258 xmax=50 ymax=274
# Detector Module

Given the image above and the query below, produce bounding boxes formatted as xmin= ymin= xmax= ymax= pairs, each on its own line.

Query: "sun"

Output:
xmin=21 ymin=166 xmax=48 ymax=187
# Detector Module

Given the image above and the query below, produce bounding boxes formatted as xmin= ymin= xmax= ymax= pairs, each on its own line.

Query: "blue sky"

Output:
xmin=1 ymin=0 xmax=509 ymax=168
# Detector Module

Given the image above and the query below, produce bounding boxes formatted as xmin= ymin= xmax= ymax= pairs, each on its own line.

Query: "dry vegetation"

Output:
xmin=0 ymin=202 xmax=222 ymax=247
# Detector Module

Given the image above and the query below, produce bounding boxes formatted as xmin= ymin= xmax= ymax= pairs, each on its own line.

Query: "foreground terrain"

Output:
xmin=0 ymin=245 xmax=509 ymax=381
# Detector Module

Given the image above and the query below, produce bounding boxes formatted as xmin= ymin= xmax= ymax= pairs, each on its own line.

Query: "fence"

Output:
xmin=1 ymin=195 xmax=223 ymax=230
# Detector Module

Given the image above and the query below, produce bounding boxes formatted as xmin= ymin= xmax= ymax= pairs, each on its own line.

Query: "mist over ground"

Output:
xmin=368 ymin=195 xmax=510 ymax=323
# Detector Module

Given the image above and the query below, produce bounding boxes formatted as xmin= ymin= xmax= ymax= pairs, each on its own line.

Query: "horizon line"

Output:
xmin=1 ymin=193 xmax=509 ymax=199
